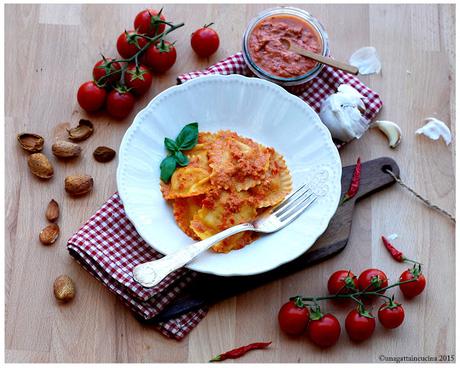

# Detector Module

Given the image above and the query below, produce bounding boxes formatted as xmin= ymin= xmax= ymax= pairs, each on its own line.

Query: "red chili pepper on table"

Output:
xmin=209 ymin=341 xmax=272 ymax=362
xmin=381 ymin=235 xmax=405 ymax=262
xmin=381 ymin=235 xmax=420 ymax=264
xmin=341 ymin=157 xmax=361 ymax=205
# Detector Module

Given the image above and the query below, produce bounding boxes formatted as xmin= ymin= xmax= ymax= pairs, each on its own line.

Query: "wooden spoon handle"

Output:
xmin=290 ymin=43 xmax=359 ymax=75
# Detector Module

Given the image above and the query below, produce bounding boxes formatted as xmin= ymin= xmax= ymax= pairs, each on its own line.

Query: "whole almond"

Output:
xmin=52 ymin=140 xmax=82 ymax=159
xmin=27 ymin=153 xmax=54 ymax=179
xmin=65 ymin=175 xmax=93 ymax=196
xmin=93 ymin=146 xmax=116 ymax=163
xmin=67 ymin=119 xmax=94 ymax=141
xmin=39 ymin=223 xmax=59 ymax=245
xmin=45 ymin=199 xmax=60 ymax=222
xmin=17 ymin=133 xmax=44 ymax=153
xmin=53 ymin=275 xmax=76 ymax=302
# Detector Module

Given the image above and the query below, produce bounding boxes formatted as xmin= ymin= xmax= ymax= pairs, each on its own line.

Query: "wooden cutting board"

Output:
xmin=149 ymin=157 xmax=400 ymax=323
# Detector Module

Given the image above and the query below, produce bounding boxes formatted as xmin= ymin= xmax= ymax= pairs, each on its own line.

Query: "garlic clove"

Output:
xmin=349 ymin=46 xmax=382 ymax=75
xmin=373 ymin=120 xmax=402 ymax=148
xmin=415 ymin=117 xmax=452 ymax=145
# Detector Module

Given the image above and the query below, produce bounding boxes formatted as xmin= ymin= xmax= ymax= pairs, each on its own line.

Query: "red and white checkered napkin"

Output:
xmin=68 ymin=55 xmax=383 ymax=341
xmin=177 ymin=52 xmax=383 ymax=123
xmin=67 ymin=192 xmax=208 ymax=340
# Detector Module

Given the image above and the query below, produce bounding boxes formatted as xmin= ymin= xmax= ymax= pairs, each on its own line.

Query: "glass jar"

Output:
xmin=242 ymin=6 xmax=329 ymax=87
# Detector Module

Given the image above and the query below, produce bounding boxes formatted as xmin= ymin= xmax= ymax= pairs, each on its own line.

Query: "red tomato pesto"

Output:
xmin=248 ymin=15 xmax=323 ymax=78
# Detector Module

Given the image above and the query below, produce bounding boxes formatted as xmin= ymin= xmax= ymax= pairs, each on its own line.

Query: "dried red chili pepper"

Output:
xmin=209 ymin=341 xmax=272 ymax=362
xmin=341 ymin=157 xmax=361 ymax=205
xmin=381 ymin=235 xmax=405 ymax=262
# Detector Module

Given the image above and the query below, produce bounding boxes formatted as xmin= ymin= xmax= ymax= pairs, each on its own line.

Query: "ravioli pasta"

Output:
xmin=161 ymin=130 xmax=292 ymax=253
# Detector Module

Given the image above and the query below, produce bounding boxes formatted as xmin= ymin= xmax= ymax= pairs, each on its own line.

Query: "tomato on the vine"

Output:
xmin=327 ymin=270 xmax=357 ymax=295
xmin=358 ymin=269 xmax=388 ymax=294
xmin=92 ymin=57 xmax=122 ymax=86
xmin=144 ymin=40 xmax=177 ymax=73
xmin=307 ymin=312 xmax=341 ymax=348
xmin=134 ymin=9 xmax=166 ymax=36
xmin=124 ymin=64 xmax=153 ymax=96
xmin=278 ymin=300 xmax=310 ymax=336
xmin=116 ymin=30 xmax=147 ymax=59
xmin=77 ymin=81 xmax=107 ymax=112
xmin=106 ymin=87 xmax=135 ymax=119
xmin=378 ymin=301 xmax=405 ymax=329
xmin=345 ymin=309 xmax=375 ymax=342
xmin=191 ymin=23 xmax=220 ymax=57
xmin=399 ymin=266 xmax=426 ymax=298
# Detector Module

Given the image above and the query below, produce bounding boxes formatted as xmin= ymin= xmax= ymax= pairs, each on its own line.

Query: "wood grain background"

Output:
xmin=5 ymin=4 xmax=455 ymax=363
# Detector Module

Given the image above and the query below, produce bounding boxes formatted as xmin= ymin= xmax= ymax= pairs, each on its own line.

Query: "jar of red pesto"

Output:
xmin=243 ymin=7 xmax=329 ymax=88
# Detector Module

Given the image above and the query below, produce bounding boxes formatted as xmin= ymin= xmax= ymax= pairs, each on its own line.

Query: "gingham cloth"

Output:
xmin=68 ymin=53 xmax=383 ymax=341
xmin=67 ymin=193 xmax=208 ymax=340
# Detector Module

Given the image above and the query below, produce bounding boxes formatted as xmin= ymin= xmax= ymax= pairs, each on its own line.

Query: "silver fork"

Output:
xmin=133 ymin=184 xmax=318 ymax=288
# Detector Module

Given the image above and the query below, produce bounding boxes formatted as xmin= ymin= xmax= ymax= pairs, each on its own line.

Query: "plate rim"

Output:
xmin=117 ymin=74 xmax=342 ymax=276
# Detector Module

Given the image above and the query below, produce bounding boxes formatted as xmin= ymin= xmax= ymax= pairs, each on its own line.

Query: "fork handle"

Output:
xmin=133 ymin=223 xmax=254 ymax=288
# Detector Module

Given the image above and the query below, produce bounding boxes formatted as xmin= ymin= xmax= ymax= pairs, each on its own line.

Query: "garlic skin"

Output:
xmin=415 ymin=117 xmax=452 ymax=145
xmin=373 ymin=120 xmax=402 ymax=148
xmin=319 ymin=84 xmax=368 ymax=142
xmin=386 ymin=233 xmax=398 ymax=241
xmin=349 ymin=47 xmax=382 ymax=75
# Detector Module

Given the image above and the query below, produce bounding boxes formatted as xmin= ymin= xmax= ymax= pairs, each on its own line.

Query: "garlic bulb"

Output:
xmin=415 ymin=117 xmax=452 ymax=145
xmin=319 ymin=84 xmax=368 ymax=142
xmin=349 ymin=47 xmax=382 ymax=75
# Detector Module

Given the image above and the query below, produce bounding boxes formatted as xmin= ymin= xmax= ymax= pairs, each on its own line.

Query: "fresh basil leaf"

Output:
xmin=174 ymin=151 xmax=189 ymax=167
xmin=175 ymin=122 xmax=198 ymax=150
xmin=164 ymin=137 xmax=179 ymax=152
xmin=160 ymin=155 xmax=177 ymax=182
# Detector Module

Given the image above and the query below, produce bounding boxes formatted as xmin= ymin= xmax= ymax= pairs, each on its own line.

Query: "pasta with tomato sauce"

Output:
xmin=161 ymin=130 xmax=292 ymax=253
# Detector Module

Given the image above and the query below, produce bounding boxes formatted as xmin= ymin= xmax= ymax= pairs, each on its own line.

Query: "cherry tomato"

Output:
xmin=327 ymin=270 xmax=357 ymax=295
xmin=134 ymin=9 xmax=166 ymax=36
xmin=116 ymin=30 xmax=147 ymax=59
xmin=278 ymin=300 xmax=309 ymax=335
xmin=124 ymin=64 xmax=153 ymax=96
xmin=92 ymin=58 xmax=122 ymax=86
xmin=378 ymin=302 xmax=405 ymax=329
xmin=358 ymin=268 xmax=388 ymax=294
xmin=106 ymin=88 xmax=135 ymax=119
xmin=308 ymin=313 xmax=341 ymax=348
xmin=399 ymin=267 xmax=426 ymax=298
xmin=77 ymin=81 xmax=107 ymax=112
xmin=191 ymin=23 xmax=220 ymax=57
xmin=144 ymin=41 xmax=177 ymax=73
xmin=345 ymin=309 xmax=376 ymax=342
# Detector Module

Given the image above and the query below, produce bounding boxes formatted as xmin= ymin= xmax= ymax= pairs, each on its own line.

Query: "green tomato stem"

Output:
xmin=299 ymin=278 xmax=417 ymax=303
xmin=96 ymin=21 xmax=184 ymax=85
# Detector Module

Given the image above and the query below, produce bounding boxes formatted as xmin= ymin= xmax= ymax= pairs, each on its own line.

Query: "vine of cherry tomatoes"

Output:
xmin=278 ymin=264 xmax=426 ymax=348
xmin=77 ymin=8 xmax=221 ymax=120
xmin=76 ymin=8 xmax=181 ymax=119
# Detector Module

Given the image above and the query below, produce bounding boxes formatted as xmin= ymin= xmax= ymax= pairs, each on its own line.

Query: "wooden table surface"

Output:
xmin=5 ymin=3 xmax=455 ymax=363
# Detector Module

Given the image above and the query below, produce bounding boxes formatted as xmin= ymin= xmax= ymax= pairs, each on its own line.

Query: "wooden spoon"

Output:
xmin=280 ymin=38 xmax=359 ymax=75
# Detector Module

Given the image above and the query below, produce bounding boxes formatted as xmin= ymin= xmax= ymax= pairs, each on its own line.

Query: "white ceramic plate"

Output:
xmin=117 ymin=74 xmax=342 ymax=276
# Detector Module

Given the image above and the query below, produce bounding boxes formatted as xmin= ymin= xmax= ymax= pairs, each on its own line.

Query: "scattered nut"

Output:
xmin=52 ymin=140 xmax=82 ymax=159
xmin=45 ymin=199 xmax=60 ymax=222
xmin=17 ymin=133 xmax=45 ymax=153
xmin=27 ymin=153 xmax=54 ymax=179
xmin=67 ymin=119 xmax=94 ymax=141
xmin=65 ymin=175 xmax=93 ymax=196
xmin=93 ymin=146 xmax=116 ymax=163
xmin=53 ymin=275 xmax=76 ymax=302
xmin=39 ymin=223 xmax=59 ymax=245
